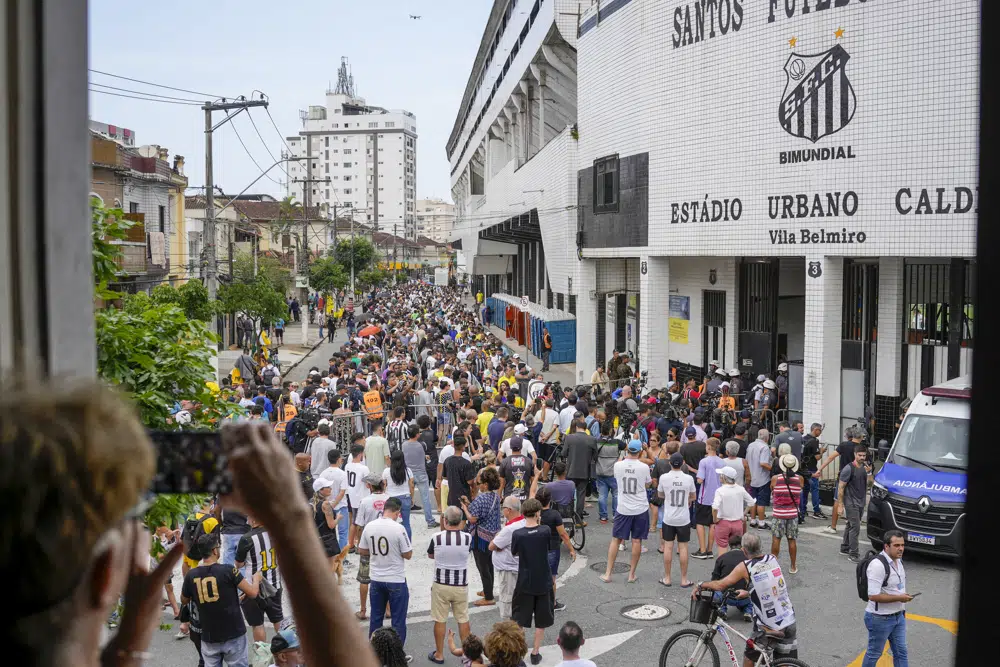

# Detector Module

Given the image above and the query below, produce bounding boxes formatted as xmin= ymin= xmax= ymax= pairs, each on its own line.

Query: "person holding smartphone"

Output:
xmin=861 ymin=530 xmax=914 ymax=667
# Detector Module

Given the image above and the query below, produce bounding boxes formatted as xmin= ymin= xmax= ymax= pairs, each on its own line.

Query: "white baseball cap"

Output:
xmin=312 ymin=477 xmax=334 ymax=492
xmin=513 ymin=424 xmax=529 ymax=435
xmin=718 ymin=466 xmax=738 ymax=481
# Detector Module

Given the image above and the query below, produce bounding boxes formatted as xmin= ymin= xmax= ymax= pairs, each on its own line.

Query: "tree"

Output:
xmin=148 ymin=282 xmax=215 ymax=321
xmin=91 ymin=199 xmax=235 ymax=571
xmin=91 ymin=196 xmax=134 ymax=299
xmin=309 ymin=256 xmax=349 ymax=294
xmin=357 ymin=267 xmax=393 ymax=291
xmin=334 ymin=237 xmax=377 ymax=274
xmin=232 ymin=251 xmax=292 ymax=294
xmin=217 ymin=276 xmax=287 ymax=327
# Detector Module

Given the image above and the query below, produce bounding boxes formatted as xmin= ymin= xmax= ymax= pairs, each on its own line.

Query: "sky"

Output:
xmin=88 ymin=0 xmax=492 ymax=203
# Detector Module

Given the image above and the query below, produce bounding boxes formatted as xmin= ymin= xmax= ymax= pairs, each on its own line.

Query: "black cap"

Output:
xmin=670 ymin=453 xmax=684 ymax=468
xmin=509 ymin=435 xmax=524 ymax=451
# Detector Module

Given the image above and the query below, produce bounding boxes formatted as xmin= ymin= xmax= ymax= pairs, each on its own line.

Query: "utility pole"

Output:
xmin=301 ymin=137 xmax=312 ymax=345
xmin=202 ymin=97 xmax=269 ymax=302
xmin=350 ymin=211 xmax=356 ymax=297
xmin=393 ymin=222 xmax=398 ymax=274
xmin=290 ymin=139 xmax=331 ymax=344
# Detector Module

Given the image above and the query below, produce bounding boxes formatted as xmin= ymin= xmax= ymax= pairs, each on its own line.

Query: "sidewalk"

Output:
xmin=284 ymin=326 xmax=352 ymax=383
xmin=486 ymin=323 xmax=578 ymax=388
xmin=216 ymin=321 xmax=325 ymax=382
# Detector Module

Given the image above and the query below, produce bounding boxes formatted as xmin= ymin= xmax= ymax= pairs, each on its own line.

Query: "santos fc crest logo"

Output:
xmin=780 ymin=44 xmax=856 ymax=143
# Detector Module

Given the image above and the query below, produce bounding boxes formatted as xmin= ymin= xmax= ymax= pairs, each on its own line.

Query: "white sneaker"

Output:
xmin=641 ymin=546 xmax=649 ymax=554
xmin=822 ymin=526 xmax=837 ymax=534
xmin=618 ymin=543 xmax=625 ymax=552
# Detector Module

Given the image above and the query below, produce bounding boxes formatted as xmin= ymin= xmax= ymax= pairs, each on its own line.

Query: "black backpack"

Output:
xmin=262 ymin=367 xmax=277 ymax=386
xmin=855 ymin=551 xmax=890 ymax=606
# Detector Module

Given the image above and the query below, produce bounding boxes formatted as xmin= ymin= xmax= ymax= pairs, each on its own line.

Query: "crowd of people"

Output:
xmin=2 ymin=279 xmax=923 ymax=667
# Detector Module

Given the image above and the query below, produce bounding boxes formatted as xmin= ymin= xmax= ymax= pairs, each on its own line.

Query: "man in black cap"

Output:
xmin=726 ymin=423 xmax=750 ymax=459
xmin=270 ymin=628 xmax=304 ymax=666
xmin=500 ymin=435 xmax=534 ymax=501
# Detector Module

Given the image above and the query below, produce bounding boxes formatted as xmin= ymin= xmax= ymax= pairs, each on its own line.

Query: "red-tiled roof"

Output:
xmin=184 ymin=196 xmax=321 ymax=222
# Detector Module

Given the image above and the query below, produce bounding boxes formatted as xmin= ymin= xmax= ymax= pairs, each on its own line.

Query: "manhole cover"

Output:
xmin=589 ymin=561 xmax=630 ymax=574
xmin=621 ymin=603 xmax=670 ymax=621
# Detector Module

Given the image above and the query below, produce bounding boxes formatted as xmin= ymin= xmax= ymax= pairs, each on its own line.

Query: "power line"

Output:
xmin=88 ymin=88 xmax=202 ymax=106
xmin=247 ymin=110 xmax=289 ymax=179
xmin=226 ymin=113 xmax=282 ymax=186
xmin=88 ymin=81 xmax=203 ymax=103
xmin=88 ymin=68 xmax=224 ymax=99
xmin=264 ymin=105 xmax=296 ymax=154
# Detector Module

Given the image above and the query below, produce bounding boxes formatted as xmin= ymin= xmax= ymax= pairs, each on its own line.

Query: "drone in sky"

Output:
xmin=410 ymin=15 xmax=421 ymax=19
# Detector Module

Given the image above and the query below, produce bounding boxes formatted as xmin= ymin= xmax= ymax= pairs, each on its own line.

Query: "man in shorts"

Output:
xmin=427 ymin=507 xmax=473 ymax=664
xmin=235 ymin=515 xmax=283 ymax=642
xmin=511 ymin=499 xmax=554 ymax=666
xmin=345 ymin=441 xmax=371 ymax=554
xmin=657 ymin=453 xmax=696 ymax=587
xmin=354 ymin=473 xmax=389 ymax=621
xmin=600 ymin=440 xmax=651 ymax=583
xmin=745 ymin=429 xmax=772 ymax=528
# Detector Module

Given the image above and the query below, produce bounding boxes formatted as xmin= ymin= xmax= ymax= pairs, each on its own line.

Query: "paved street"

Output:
xmin=146 ymin=493 xmax=958 ymax=667
xmin=149 ymin=323 xmax=960 ymax=667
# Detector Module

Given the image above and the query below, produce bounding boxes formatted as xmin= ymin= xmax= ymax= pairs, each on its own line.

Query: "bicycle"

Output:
xmin=658 ymin=589 xmax=810 ymax=667
xmin=554 ymin=502 xmax=585 ymax=550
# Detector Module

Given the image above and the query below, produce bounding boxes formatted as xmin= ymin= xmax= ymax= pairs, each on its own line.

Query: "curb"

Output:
xmin=281 ymin=334 xmax=325 ymax=377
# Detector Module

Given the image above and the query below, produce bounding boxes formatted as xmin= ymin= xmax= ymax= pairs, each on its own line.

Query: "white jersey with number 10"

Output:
xmin=614 ymin=458 xmax=651 ymax=516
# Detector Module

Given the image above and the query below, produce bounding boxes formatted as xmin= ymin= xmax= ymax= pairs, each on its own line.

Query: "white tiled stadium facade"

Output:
xmin=449 ymin=0 xmax=978 ymax=445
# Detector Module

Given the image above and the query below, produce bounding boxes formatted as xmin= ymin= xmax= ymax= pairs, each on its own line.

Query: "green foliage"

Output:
xmin=145 ymin=493 xmax=209 ymax=535
xmin=232 ymin=251 xmax=292 ymax=293
xmin=357 ymin=267 xmax=393 ymax=290
xmin=309 ymin=256 xmax=349 ymax=294
xmin=146 ymin=280 xmax=214 ymax=322
xmin=217 ymin=276 xmax=287 ymax=326
xmin=91 ymin=197 xmax=135 ymax=299
xmin=334 ymin=237 xmax=377 ymax=274
xmin=122 ymin=292 xmax=153 ymax=315
xmin=91 ymin=198 xmax=224 ymax=557
xmin=96 ymin=302 xmax=241 ymax=429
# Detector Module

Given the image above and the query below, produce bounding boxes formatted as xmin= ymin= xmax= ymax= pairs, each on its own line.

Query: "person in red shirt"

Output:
xmin=769 ymin=454 xmax=804 ymax=574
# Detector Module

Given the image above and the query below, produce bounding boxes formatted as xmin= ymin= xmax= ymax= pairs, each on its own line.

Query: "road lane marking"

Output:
xmin=846 ymin=613 xmax=958 ymax=665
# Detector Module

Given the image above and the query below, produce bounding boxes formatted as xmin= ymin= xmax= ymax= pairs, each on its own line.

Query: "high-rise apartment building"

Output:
xmin=286 ymin=58 xmax=418 ymax=238
xmin=415 ymin=198 xmax=456 ymax=244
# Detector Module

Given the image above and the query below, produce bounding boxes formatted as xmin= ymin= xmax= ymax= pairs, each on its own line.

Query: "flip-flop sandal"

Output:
xmin=599 ymin=575 xmax=612 ymax=583
xmin=626 ymin=577 xmax=638 ymax=584
xmin=428 ymin=652 xmax=445 ymax=665
xmin=657 ymin=547 xmax=664 ymax=554
xmin=355 ymin=611 xmax=368 ymax=620
xmin=680 ymin=582 xmax=694 ymax=588
xmin=659 ymin=579 xmax=672 ymax=587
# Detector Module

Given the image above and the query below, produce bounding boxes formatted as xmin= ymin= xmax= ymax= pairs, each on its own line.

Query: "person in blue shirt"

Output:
xmin=254 ymin=386 xmax=274 ymax=419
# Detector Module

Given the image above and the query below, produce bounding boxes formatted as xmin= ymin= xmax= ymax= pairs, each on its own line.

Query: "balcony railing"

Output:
xmin=114 ymin=244 xmax=147 ymax=274
xmin=121 ymin=212 xmax=146 ymax=242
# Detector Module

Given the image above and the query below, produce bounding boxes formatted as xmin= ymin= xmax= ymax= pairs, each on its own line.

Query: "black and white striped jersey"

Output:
xmin=235 ymin=527 xmax=280 ymax=588
xmin=386 ymin=419 xmax=408 ymax=453
xmin=426 ymin=529 xmax=472 ymax=586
